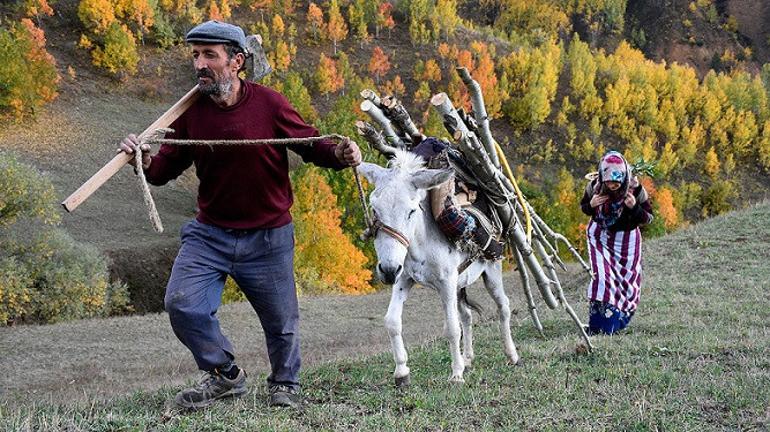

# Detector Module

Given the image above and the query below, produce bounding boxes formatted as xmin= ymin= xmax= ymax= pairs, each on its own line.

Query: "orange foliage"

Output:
xmin=306 ymin=2 xmax=324 ymax=38
xmin=292 ymin=168 xmax=373 ymax=294
xmin=456 ymin=48 xmax=474 ymax=71
xmin=421 ymin=59 xmax=441 ymax=82
xmin=639 ymin=176 xmax=656 ymax=198
xmin=316 ymin=53 xmax=343 ymax=95
xmin=381 ymin=75 xmax=406 ymax=97
xmin=368 ymin=46 xmax=390 ymax=83
xmin=656 ymin=186 xmax=678 ymax=229
xmin=468 ymin=42 xmax=502 ymax=118
xmin=208 ymin=0 xmax=223 ymax=20
xmin=25 ymin=0 xmax=54 ymax=17
xmin=376 ymin=1 xmax=395 ymax=37
xmin=327 ymin=0 xmax=347 ymax=54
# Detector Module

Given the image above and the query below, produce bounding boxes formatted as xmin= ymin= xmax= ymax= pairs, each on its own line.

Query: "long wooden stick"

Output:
xmin=61 ymin=85 xmax=201 ymax=213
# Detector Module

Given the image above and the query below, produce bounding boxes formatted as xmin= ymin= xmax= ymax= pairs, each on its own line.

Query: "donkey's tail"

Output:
xmin=458 ymin=287 xmax=484 ymax=316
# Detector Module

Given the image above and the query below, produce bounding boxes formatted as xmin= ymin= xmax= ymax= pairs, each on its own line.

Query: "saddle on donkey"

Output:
xmin=412 ymin=137 xmax=505 ymax=260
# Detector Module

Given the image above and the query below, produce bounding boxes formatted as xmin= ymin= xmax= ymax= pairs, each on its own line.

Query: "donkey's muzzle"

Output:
xmin=377 ymin=263 xmax=403 ymax=284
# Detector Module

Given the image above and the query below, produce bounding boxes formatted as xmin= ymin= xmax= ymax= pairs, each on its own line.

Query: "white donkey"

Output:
xmin=358 ymin=150 xmax=519 ymax=386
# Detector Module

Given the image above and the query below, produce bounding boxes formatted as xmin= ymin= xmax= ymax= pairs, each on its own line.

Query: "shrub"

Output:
xmin=701 ymin=180 xmax=737 ymax=217
xmin=0 ymin=152 xmax=131 ymax=325
xmin=0 ymin=19 xmax=59 ymax=120
xmin=90 ymin=22 xmax=139 ymax=76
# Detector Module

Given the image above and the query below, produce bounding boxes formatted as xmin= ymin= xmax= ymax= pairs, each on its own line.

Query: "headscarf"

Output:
xmin=591 ymin=151 xmax=637 ymax=228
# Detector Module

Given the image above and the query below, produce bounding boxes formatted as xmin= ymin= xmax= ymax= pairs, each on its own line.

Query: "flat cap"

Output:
xmin=185 ymin=20 xmax=247 ymax=53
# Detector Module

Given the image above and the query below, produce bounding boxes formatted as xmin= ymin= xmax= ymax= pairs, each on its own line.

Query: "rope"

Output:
xmin=494 ymin=141 xmax=532 ymax=244
xmin=132 ymin=132 xmax=371 ymax=234
xmin=134 ymin=147 xmax=164 ymax=233
xmin=145 ymin=134 xmax=349 ymax=147
xmin=352 ymin=167 xmax=374 ymax=236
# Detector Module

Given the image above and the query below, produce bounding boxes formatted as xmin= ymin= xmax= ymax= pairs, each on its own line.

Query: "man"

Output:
xmin=120 ymin=20 xmax=362 ymax=410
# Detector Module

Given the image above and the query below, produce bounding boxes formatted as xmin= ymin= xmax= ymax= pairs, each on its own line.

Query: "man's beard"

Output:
xmin=197 ymin=69 xmax=234 ymax=98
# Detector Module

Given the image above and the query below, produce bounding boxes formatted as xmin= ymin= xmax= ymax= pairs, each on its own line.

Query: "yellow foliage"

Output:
xmin=704 ymin=146 xmax=720 ymax=179
xmin=78 ymin=0 xmax=117 ymax=33
xmin=292 ymin=168 xmax=372 ymax=295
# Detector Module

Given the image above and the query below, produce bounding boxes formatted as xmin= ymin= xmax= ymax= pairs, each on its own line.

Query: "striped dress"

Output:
xmin=586 ymin=220 xmax=642 ymax=313
xmin=580 ymin=181 xmax=653 ymax=315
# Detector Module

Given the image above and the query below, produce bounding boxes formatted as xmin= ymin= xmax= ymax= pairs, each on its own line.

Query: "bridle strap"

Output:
xmin=371 ymin=218 xmax=410 ymax=248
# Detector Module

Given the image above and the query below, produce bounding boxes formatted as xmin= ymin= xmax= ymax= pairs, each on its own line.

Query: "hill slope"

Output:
xmin=1 ymin=202 xmax=768 ymax=429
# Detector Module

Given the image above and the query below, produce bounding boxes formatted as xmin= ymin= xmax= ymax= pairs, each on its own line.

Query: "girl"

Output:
xmin=580 ymin=151 xmax=654 ymax=335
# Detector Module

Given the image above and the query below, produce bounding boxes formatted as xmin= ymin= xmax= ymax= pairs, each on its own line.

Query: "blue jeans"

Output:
xmin=164 ymin=219 xmax=300 ymax=390
xmin=587 ymin=301 xmax=634 ymax=335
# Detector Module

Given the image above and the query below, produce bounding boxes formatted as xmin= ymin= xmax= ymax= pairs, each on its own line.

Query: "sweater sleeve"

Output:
xmin=143 ymin=117 xmax=195 ymax=186
xmin=627 ymin=186 xmax=654 ymax=226
xmin=580 ymin=181 xmax=596 ymax=216
xmin=272 ymin=94 xmax=346 ymax=170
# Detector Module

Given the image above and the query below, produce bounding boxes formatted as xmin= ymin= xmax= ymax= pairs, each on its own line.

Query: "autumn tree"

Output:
xmin=327 ymin=0 xmax=348 ymax=54
xmin=24 ymin=0 xmax=54 ymax=20
xmin=0 ymin=19 xmax=59 ymax=120
xmin=78 ymin=0 xmax=117 ymax=33
xmin=348 ymin=0 xmax=369 ymax=44
xmin=277 ymin=72 xmax=318 ymax=123
xmin=375 ymin=1 xmax=395 ymax=38
xmin=90 ymin=22 xmax=139 ymax=76
xmin=368 ymin=45 xmax=390 ymax=83
xmin=381 ymin=74 xmax=405 ymax=97
xmin=306 ymin=2 xmax=325 ymax=40
xmin=291 ymin=167 xmax=372 ymax=295
xmin=432 ymin=0 xmax=459 ymax=41
xmin=703 ymin=146 xmax=720 ymax=179
xmin=408 ymin=0 xmax=432 ymax=45
xmin=316 ymin=53 xmax=344 ymax=96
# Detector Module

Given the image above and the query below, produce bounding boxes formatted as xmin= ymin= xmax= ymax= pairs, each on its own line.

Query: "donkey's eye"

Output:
xmin=408 ymin=209 xmax=416 ymax=219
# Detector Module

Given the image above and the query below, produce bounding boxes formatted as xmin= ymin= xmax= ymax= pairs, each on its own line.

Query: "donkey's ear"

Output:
xmin=411 ymin=168 xmax=453 ymax=190
xmin=357 ymin=162 xmax=386 ymax=185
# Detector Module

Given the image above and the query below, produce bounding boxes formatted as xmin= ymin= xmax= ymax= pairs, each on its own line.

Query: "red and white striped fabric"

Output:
xmin=586 ymin=220 xmax=643 ymax=313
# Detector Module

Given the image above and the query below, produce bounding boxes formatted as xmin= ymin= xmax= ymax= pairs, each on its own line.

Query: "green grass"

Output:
xmin=2 ymin=203 xmax=769 ymax=431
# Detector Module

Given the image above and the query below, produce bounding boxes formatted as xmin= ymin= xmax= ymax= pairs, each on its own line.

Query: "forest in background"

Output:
xmin=2 ymin=0 xmax=770 ymax=323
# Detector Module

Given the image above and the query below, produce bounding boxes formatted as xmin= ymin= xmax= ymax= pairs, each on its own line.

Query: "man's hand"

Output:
xmin=624 ymin=190 xmax=637 ymax=208
xmin=119 ymin=134 xmax=152 ymax=170
xmin=335 ymin=138 xmax=362 ymax=167
xmin=590 ymin=194 xmax=608 ymax=208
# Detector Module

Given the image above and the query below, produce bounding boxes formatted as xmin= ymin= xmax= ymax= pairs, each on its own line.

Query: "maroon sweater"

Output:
xmin=145 ymin=81 xmax=345 ymax=229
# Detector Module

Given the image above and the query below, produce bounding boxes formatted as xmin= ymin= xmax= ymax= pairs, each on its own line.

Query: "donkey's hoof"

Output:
xmin=395 ymin=374 xmax=410 ymax=388
xmin=448 ymin=376 xmax=465 ymax=385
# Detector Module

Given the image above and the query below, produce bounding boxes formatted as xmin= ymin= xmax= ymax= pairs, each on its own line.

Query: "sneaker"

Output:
xmin=268 ymin=384 xmax=302 ymax=408
xmin=174 ymin=368 xmax=247 ymax=410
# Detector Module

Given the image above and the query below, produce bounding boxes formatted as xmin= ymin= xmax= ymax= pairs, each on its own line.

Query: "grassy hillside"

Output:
xmin=2 ymin=202 xmax=768 ymax=430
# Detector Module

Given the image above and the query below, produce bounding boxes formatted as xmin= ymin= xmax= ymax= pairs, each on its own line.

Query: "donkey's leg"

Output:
xmin=482 ymin=263 xmax=520 ymax=365
xmin=439 ymin=277 xmax=465 ymax=383
xmin=457 ymin=291 xmax=475 ymax=367
xmin=384 ymin=277 xmax=413 ymax=387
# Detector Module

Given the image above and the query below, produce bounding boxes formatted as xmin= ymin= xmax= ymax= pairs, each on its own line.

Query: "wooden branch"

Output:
xmin=360 ymin=89 xmax=383 ymax=107
xmin=456 ymin=67 xmax=500 ymax=168
xmin=360 ymin=99 xmax=406 ymax=149
xmin=512 ymin=246 xmax=544 ymax=337
xmin=382 ymin=95 xmax=423 ymax=146
xmin=61 ymin=85 xmax=201 ymax=212
xmin=355 ymin=120 xmax=399 ymax=158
